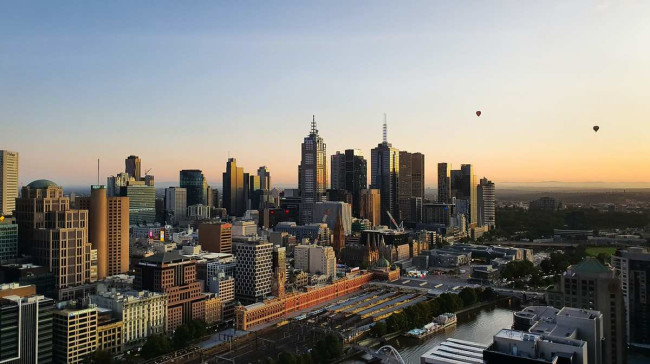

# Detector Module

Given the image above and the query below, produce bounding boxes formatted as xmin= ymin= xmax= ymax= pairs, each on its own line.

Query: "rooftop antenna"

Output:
xmin=383 ymin=113 xmax=388 ymax=143
xmin=97 ymin=158 xmax=100 ymax=185
xmin=311 ymin=114 xmax=318 ymax=135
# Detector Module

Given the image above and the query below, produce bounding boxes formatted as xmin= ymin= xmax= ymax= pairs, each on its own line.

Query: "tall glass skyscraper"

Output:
xmin=371 ymin=117 xmax=399 ymax=226
xmin=331 ymin=149 xmax=367 ymax=217
xmin=180 ymin=169 xmax=207 ymax=206
xmin=299 ymin=116 xmax=327 ymax=224
xmin=223 ymin=158 xmax=246 ymax=217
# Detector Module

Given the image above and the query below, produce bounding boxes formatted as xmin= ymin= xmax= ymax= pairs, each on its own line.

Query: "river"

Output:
xmin=395 ymin=306 xmax=513 ymax=363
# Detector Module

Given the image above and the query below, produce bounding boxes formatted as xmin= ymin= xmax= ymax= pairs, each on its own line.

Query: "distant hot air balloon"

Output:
xmin=593 ymin=126 xmax=599 ymax=132
xmin=476 ymin=111 xmax=481 ymax=117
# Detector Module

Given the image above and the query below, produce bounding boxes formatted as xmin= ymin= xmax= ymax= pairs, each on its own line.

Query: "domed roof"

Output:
xmin=376 ymin=258 xmax=390 ymax=268
xmin=27 ymin=179 xmax=59 ymax=189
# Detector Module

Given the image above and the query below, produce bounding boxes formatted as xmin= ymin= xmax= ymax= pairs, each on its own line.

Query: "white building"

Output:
xmin=164 ymin=187 xmax=187 ymax=223
xmin=293 ymin=244 xmax=336 ymax=280
xmin=91 ymin=290 xmax=167 ymax=349
xmin=232 ymin=220 xmax=258 ymax=237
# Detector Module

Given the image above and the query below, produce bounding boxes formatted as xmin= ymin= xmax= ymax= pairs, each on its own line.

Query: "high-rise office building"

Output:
xmin=450 ymin=164 xmax=477 ymax=226
xmin=437 ymin=163 xmax=451 ymax=204
xmin=234 ymin=240 xmax=272 ymax=305
xmin=398 ymin=151 xmax=424 ymax=222
xmin=612 ymin=247 xmax=650 ymax=349
xmin=78 ymin=190 xmax=130 ymax=279
xmin=106 ymin=196 xmax=129 ymax=276
xmin=180 ymin=169 xmax=207 ymax=207
xmin=546 ymin=258 xmax=626 ymax=364
xmin=124 ymin=155 xmax=141 ymax=181
xmin=257 ymin=166 xmax=271 ymax=191
xmin=371 ymin=118 xmax=399 ymax=226
xmin=89 ymin=186 xmax=108 ymax=279
xmin=198 ymin=222 xmax=232 ymax=254
xmin=14 ymin=180 xmax=69 ymax=256
xmin=360 ymin=189 xmax=381 ymax=227
xmin=299 ymin=116 xmax=327 ymax=224
xmin=223 ymin=158 xmax=246 ymax=217
xmin=331 ymin=149 xmax=367 ymax=217
xmin=165 ymin=187 xmax=187 ymax=223
xmin=120 ymin=184 xmax=154 ymax=225
xmin=0 ymin=285 xmax=54 ymax=364
xmin=16 ymin=180 xmax=93 ymax=300
xmin=134 ymin=251 xmax=206 ymax=331
xmin=0 ymin=150 xmax=19 ymax=216
xmin=477 ymin=177 xmax=496 ymax=228
xmin=0 ymin=217 xmax=18 ymax=262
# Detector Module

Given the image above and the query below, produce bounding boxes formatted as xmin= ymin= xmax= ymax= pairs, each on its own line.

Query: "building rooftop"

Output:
xmin=140 ymin=250 xmax=189 ymax=264
xmin=26 ymin=179 xmax=59 ymax=189
xmin=570 ymin=258 xmax=611 ymax=274
xmin=421 ymin=338 xmax=488 ymax=364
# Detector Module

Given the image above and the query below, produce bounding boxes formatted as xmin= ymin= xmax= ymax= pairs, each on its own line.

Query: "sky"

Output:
xmin=1 ymin=1 xmax=649 ymax=188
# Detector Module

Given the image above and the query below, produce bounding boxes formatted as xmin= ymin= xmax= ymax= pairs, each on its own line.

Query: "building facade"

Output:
xmin=612 ymin=247 xmax=650 ymax=349
xmin=180 ymin=170 xmax=207 ymax=207
xmin=223 ymin=158 xmax=246 ymax=217
xmin=134 ymin=252 xmax=205 ymax=331
xmin=398 ymin=151 xmax=424 ymax=223
xmin=199 ymin=222 xmax=233 ymax=254
xmin=165 ymin=187 xmax=187 ymax=223
xmin=234 ymin=240 xmax=272 ymax=305
xmin=477 ymin=177 xmax=495 ymax=228
xmin=299 ymin=116 xmax=327 ymax=224
xmin=0 ymin=150 xmax=18 ymax=216
xmin=371 ymin=119 xmax=399 ymax=226
xmin=360 ymin=189 xmax=381 ymax=227
xmin=331 ymin=149 xmax=367 ymax=217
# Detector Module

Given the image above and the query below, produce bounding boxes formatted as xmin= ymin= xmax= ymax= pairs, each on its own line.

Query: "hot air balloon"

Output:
xmin=476 ymin=111 xmax=481 ymax=117
xmin=593 ymin=126 xmax=599 ymax=132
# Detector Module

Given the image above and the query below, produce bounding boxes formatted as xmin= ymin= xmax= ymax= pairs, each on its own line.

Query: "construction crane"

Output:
xmin=144 ymin=168 xmax=152 ymax=176
xmin=386 ymin=210 xmax=404 ymax=232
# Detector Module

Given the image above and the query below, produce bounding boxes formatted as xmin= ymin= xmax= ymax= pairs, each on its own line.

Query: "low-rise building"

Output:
xmin=53 ymin=302 xmax=98 ymax=364
xmin=90 ymin=290 xmax=167 ymax=350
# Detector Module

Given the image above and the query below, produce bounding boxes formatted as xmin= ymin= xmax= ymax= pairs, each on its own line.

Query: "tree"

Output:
xmin=437 ymin=293 xmax=464 ymax=313
xmin=278 ymin=352 xmax=297 ymax=364
xmin=84 ymin=350 xmax=113 ymax=364
xmin=173 ymin=324 xmax=191 ymax=349
xmin=141 ymin=334 xmax=172 ymax=359
xmin=479 ymin=287 xmax=497 ymax=302
xmin=459 ymin=287 xmax=478 ymax=307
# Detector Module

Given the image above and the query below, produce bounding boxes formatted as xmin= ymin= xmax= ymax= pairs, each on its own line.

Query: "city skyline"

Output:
xmin=2 ymin=1 xmax=650 ymax=187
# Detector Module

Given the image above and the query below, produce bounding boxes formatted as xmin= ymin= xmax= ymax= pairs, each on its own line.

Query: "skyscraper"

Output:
xmin=477 ymin=177 xmax=496 ymax=228
xmin=371 ymin=117 xmax=399 ymax=226
xmin=16 ymin=181 xmax=93 ymax=300
xmin=612 ymin=247 xmax=650 ymax=349
xmin=124 ymin=155 xmax=141 ymax=181
xmin=360 ymin=189 xmax=381 ymax=227
xmin=0 ymin=150 xmax=19 ymax=216
xmin=547 ymin=258 xmax=626 ymax=364
xmin=165 ymin=187 xmax=187 ymax=223
xmin=89 ymin=185 xmax=108 ymax=279
xmin=257 ymin=166 xmax=271 ymax=191
xmin=180 ymin=169 xmax=207 ymax=207
xmin=437 ymin=163 xmax=451 ymax=204
xmin=222 ymin=158 xmax=246 ymax=217
xmin=398 ymin=151 xmax=424 ymax=222
xmin=299 ymin=116 xmax=327 ymax=224
xmin=450 ymin=164 xmax=477 ymax=226
xmin=331 ymin=149 xmax=367 ymax=217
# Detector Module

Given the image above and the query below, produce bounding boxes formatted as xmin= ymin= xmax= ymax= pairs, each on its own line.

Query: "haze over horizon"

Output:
xmin=2 ymin=1 xmax=649 ymax=188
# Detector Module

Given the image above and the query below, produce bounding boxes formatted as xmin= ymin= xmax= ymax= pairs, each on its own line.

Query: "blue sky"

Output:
xmin=2 ymin=1 xmax=649 ymax=187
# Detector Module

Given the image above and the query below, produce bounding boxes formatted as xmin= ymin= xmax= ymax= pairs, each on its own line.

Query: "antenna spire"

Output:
xmin=311 ymin=115 xmax=317 ymax=135
xmin=383 ymin=113 xmax=388 ymax=143
xmin=97 ymin=158 xmax=100 ymax=185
